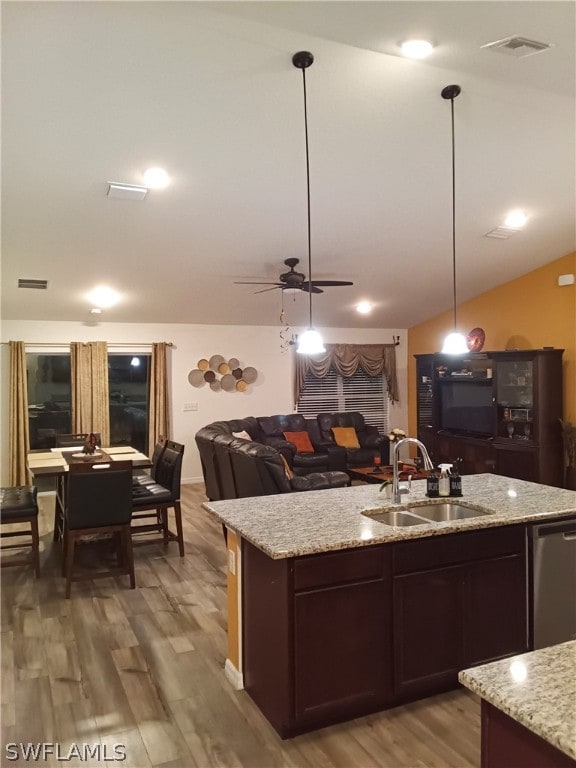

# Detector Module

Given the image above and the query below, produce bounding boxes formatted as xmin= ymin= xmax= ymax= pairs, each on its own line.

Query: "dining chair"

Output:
xmin=62 ymin=460 xmax=134 ymax=598
xmin=131 ymin=440 xmax=185 ymax=556
xmin=56 ymin=432 xmax=102 ymax=448
xmin=0 ymin=486 xmax=40 ymax=577
xmin=132 ymin=437 xmax=166 ymax=487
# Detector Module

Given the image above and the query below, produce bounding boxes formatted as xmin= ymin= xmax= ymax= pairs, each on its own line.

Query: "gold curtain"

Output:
xmin=70 ymin=342 xmax=110 ymax=445
xmin=294 ymin=343 xmax=399 ymax=405
xmin=9 ymin=341 xmax=30 ymax=485
xmin=148 ymin=342 xmax=171 ymax=453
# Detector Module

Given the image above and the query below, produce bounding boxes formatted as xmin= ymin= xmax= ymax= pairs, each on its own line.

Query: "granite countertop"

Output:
xmin=459 ymin=641 xmax=576 ymax=760
xmin=202 ymin=473 xmax=576 ymax=559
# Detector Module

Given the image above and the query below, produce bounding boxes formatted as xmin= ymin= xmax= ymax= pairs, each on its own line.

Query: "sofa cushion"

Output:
xmin=331 ymin=426 xmax=360 ymax=449
xmin=232 ymin=430 xmax=252 ymax=441
xmin=284 ymin=431 xmax=314 ymax=453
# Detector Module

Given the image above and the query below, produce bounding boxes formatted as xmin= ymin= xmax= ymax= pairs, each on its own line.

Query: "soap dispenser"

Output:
xmin=438 ymin=464 xmax=452 ymax=497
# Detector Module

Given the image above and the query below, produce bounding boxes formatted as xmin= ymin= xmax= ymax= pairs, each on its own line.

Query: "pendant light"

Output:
xmin=293 ymin=51 xmax=325 ymax=356
xmin=440 ymin=84 xmax=468 ymax=355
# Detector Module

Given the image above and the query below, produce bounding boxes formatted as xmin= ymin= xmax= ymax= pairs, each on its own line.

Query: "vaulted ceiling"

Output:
xmin=2 ymin=1 xmax=575 ymax=329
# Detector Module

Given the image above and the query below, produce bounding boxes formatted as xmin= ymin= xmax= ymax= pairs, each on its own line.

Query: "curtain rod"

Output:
xmin=1 ymin=342 xmax=174 ymax=347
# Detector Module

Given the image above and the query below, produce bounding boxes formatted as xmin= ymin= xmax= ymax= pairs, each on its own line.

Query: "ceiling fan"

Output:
xmin=234 ymin=258 xmax=353 ymax=295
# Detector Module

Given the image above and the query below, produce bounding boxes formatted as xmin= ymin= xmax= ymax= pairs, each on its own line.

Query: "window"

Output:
xmin=27 ymin=354 xmax=72 ymax=449
xmin=297 ymin=367 xmax=389 ymax=434
xmin=108 ymin=355 xmax=150 ymax=452
xmin=27 ymin=352 xmax=151 ymax=452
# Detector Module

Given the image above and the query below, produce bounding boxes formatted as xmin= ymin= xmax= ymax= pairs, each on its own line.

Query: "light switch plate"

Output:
xmin=183 ymin=402 xmax=198 ymax=412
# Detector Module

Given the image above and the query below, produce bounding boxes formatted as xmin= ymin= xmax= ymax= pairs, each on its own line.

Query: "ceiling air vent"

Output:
xmin=107 ymin=182 xmax=147 ymax=201
xmin=481 ymin=36 xmax=553 ymax=58
xmin=484 ymin=227 xmax=520 ymax=240
xmin=18 ymin=278 xmax=48 ymax=289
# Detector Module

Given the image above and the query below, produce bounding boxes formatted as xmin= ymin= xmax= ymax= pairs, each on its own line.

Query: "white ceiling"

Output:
xmin=2 ymin=1 xmax=575 ymax=331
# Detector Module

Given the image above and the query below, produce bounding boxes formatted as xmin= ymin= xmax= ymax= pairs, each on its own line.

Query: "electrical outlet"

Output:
xmin=183 ymin=403 xmax=198 ymax=412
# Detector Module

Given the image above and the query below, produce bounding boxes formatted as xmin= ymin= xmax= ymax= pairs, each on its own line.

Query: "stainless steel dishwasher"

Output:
xmin=529 ymin=518 xmax=576 ymax=650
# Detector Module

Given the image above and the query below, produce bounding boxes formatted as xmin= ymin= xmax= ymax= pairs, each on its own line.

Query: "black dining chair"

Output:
xmin=0 ymin=486 xmax=40 ymax=577
xmin=56 ymin=432 xmax=102 ymax=448
xmin=132 ymin=437 xmax=166 ymax=487
xmin=62 ymin=460 xmax=134 ymax=598
xmin=131 ymin=440 xmax=185 ymax=556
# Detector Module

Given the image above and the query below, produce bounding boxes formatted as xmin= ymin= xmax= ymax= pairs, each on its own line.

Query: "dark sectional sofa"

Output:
xmin=195 ymin=412 xmax=389 ymax=501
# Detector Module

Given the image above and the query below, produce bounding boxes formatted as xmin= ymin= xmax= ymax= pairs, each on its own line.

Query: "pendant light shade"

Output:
xmin=296 ymin=329 xmax=325 ymax=355
xmin=440 ymin=84 xmax=468 ymax=356
xmin=293 ymin=51 xmax=325 ymax=356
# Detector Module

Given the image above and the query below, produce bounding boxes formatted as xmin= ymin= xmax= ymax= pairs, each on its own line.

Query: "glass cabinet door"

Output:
xmin=496 ymin=361 xmax=534 ymax=440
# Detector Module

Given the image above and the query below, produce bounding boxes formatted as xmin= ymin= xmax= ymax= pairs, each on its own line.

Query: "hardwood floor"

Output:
xmin=1 ymin=484 xmax=481 ymax=767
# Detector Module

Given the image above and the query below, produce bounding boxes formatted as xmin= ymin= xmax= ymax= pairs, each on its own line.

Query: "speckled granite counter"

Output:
xmin=203 ymin=473 xmax=576 ymax=559
xmin=459 ymin=641 xmax=576 ymax=760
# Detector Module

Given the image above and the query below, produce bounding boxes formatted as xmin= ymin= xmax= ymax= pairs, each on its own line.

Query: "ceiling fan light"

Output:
xmin=441 ymin=332 xmax=469 ymax=355
xmin=296 ymin=329 xmax=325 ymax=355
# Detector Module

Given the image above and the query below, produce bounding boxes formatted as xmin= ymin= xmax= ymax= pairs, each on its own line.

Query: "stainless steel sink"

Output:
xmin=402 ymin=502 xmax=492 ymax=522
xmin=363 ymin=510 xmax=431 ymax=527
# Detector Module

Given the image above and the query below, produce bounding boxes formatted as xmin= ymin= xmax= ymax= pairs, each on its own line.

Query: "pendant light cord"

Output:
xmin=301 ymin=66 xmax=313 ymax=329
xmin=450 ymin=95 xmax=457 ymax=332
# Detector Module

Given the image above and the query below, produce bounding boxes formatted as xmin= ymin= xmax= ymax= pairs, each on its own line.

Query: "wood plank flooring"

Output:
xmin=1 ymin=484 xmax=481 ymax=767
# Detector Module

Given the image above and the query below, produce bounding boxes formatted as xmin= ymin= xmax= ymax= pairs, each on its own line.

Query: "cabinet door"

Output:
xmin=393 ymin=566 xmax=465 ymax=700
xmin=294 ymin=578 xmax=391 ymax=724
xmin=495 ymin=444 xmax=537 ymax=482
xmin=465 ymin=554 xmax=528 ymax=666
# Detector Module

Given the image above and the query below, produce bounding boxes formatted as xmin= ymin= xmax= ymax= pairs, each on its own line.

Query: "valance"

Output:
xmin=294 ymin=343 xmax=399 ymax=405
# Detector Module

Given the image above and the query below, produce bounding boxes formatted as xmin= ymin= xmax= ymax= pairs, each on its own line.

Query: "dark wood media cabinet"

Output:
xmin=242 ymin=525 xmax=528 ymax=738
xmin=415 ymin=349 xmax=564 ymax=487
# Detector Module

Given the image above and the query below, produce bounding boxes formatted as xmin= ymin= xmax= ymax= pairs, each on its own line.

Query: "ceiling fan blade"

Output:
xmin=254 ymin=285 xmax=282 ymax=294
xmin=308 ymin=280 xmax=354 ymax=287
xmin=300 ymin=283 xmax=324 ymax=294
xmin=234 ymin=281 xmax=283 ymax=286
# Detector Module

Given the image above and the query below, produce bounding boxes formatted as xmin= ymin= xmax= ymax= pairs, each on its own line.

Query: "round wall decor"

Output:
xmin=189 ymin=356 xmax=258 ymax=392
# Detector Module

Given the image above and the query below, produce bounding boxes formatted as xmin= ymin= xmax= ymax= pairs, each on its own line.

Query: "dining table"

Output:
xmin=27 ymin=445 xmax=152 ymax=541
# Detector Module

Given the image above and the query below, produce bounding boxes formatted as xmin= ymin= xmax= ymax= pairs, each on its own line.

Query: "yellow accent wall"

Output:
xmin=226 ymin=530 xmax=240 ymax=671
xmin=408 ymin=252 xmax=576 ymax=435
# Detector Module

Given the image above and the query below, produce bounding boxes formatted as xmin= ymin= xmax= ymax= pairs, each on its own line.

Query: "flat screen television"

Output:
xmin=439 ymin=380 xmax=494 ymax=437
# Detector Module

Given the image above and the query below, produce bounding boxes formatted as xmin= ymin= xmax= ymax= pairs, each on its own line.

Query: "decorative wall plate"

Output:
xmin=467 ymin=327 xmax=485 ymax=352
xmin=188 ymin=356 xmax=258 ymax=392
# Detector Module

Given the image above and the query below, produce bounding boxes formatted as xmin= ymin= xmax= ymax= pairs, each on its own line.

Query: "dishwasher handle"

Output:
xmin=531 ymin=520 xmax=576 ymax=538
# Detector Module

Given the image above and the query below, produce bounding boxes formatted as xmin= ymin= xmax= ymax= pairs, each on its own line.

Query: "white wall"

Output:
xmin=0 ymin=320 xmax=408 ymax=485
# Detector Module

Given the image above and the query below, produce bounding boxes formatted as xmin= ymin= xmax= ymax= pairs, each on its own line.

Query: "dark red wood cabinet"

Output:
xmin=392 ymin=526 xmax=528 ymax=702
xmin=415 ymin=349 xmax=564 ymax=487
xmin=242 ymin=525 xmax=528 ymax=738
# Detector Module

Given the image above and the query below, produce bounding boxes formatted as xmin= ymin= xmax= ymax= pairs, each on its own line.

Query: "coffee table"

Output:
xmin=348 ymin=464 xmax=428 ymax=484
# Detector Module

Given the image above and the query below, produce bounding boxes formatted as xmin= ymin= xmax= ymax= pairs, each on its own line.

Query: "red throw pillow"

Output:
xmin=284 ymin=431 xmax=314 ymax=453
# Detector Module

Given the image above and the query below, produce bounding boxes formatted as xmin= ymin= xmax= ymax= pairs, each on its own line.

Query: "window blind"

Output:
xmin=297 ymin=368 xmax=389 ymax=434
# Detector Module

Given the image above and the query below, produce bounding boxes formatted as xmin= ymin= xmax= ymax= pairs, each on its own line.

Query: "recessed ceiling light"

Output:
xmin=356 ymin=301 xmax=373 ymax=314
xmin=87 ymin=286 xmax=120 ymax=309
xmin=400 ymin=40 xmax=434 ymax=59
xmin=504 ymin=210 xmax=528 ymax=228
xmin=143 ymin=167 xmax=170 ymax=189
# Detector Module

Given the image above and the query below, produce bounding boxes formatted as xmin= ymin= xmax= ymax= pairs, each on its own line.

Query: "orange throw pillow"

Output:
xmin=331 ymin=426 xmax=360 ymax=449
xmin=283 ymin=431 xmax=314 ymax=453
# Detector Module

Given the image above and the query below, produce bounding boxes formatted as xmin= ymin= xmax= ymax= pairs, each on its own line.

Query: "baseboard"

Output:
xmin=224 ymin=658 xmax=244 ymax=690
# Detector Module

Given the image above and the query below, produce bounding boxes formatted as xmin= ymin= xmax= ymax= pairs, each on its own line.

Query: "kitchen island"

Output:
xmin=203 ymin=474 xmax=576 ymax=738
xmin=459 ymin=641 xmax=576 ymax=767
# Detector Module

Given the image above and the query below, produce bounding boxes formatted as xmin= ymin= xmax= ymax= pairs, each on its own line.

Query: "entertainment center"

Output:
xmin=415 ymin=349 xmax=564 ymax=487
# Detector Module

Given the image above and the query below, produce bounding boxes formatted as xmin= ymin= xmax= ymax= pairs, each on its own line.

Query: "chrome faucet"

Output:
xmin=392 ymin=437 xmax=434 ymax=503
